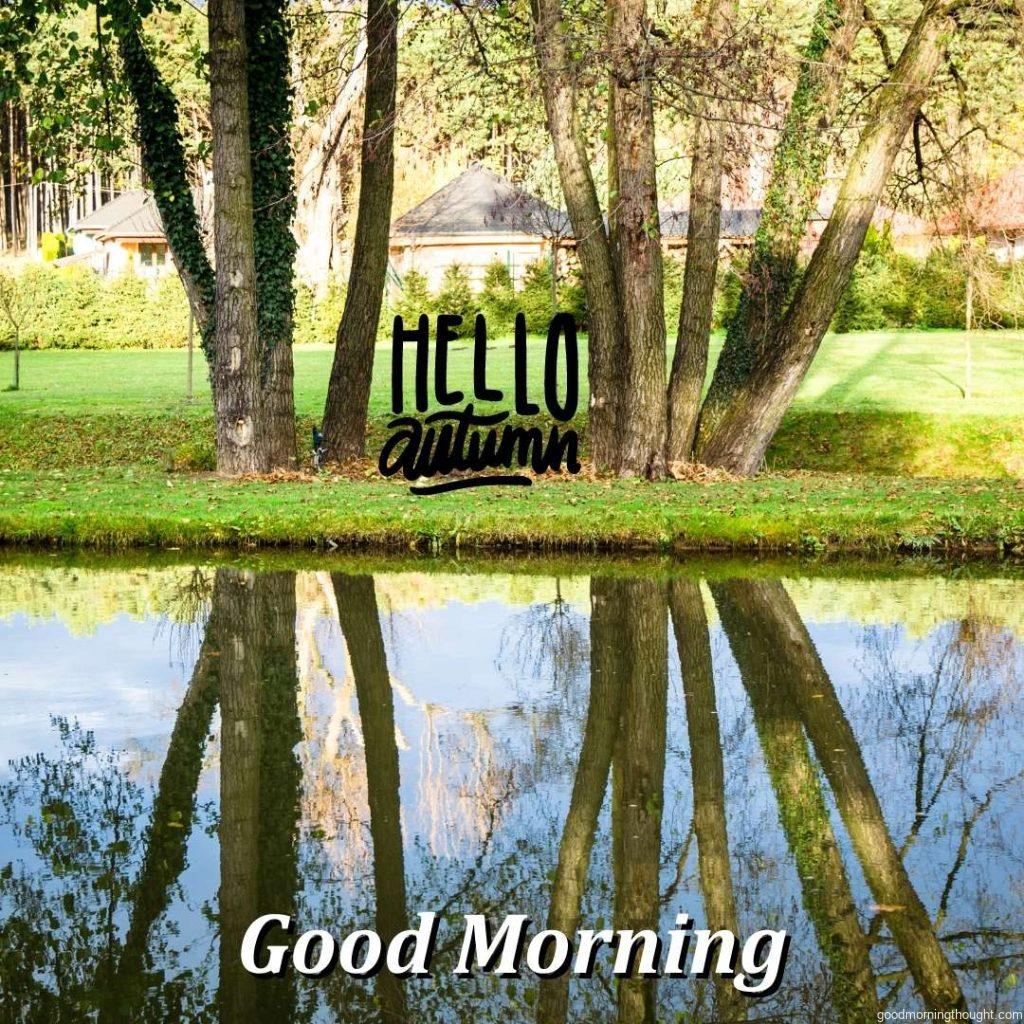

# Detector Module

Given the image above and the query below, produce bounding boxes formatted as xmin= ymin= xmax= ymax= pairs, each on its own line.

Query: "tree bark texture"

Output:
xmin=537 ymin=577 xmax=626 ymax=1024
xmin=712 ymin=579 xmax=878 ymax=1022
xmin=700 ymin=1 xmax=952 ymax=474
xmin=247 ymin=0 xmax=299 ymax=469
xmin=665 ymin=0 xmax=735 ymax=464
xmin=609 ymin=0 xmax=666 ymax=478
xmin=695 ymin=0 xmax=863 ymax=451
xmin=531 ymin=0 xmax=624 ymax=472
xmin=715 ymin=578 xmax=965 ymax=1012
xmin=209 ymin=0 xmax=266 ymax=473
xmin=321 ymin=0 xmax=399 ymax=462
xmin=217 ymin=570 xmax=264 ymax=1024
xmin=612 ymin=578 xmax=668 ymax=1024
xmin=669 ymin=580 xmax=747 ymax=1022
xmin=333 ymin=573 xmax=409 ymax=1021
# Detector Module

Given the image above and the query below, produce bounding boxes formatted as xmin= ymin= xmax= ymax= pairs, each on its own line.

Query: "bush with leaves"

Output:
xmin=391 ymin=268 xmax=434 ymax=330
xmin=479 ymin=260 xmax=518 ymax=335
xmin=434 ymin=263 xmax=477 ymax=331
xmin=517 ymin=259 xmax=556 ymax=333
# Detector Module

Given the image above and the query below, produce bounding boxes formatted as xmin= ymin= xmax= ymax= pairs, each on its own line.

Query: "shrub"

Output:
xmin=40 ymin=233 xmax=67 ymax=262
xmin=479 ymin=260 xmax=517 ymax=335
xmin=294 ymin=277 xmax=346 ymax=346
xmin=518 ymin=258 xmax=556 ymax=333
xmin=434 ymin=263 xmax=476 ymax=330
xmin=392 ymin=268 xmax=433 ymax=330
xmin=915 ymin=248 xmax=967 ymax=329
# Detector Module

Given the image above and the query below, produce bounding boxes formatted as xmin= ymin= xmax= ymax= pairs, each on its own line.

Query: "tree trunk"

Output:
xmin=712 ymin=579 xmax=878 ymax=1022
xmin=537 ymin=577 xmax=626 ymax=1024
xmin=209 ymin=0 xmax=266 ymax=474
xmin=217 ymin=570 xmax=263 ymax=1024
xmin=103 ymin=583 xmax=223 ymax=1022
xmin=321 ymin=0 xmax=399 ymax=463
xmin=700 ymin=0 xmax=952 ymax=475
xmin=333 ymin=573 xmax=409 ymax=1021
xmin=716 ymin=578 xmax=965 ymax=1013
xmin=669 ymin=580 xmax=747 ymax=1023
xmin=609 ymin=0 xmax=666 ymax=478
xmin=612 ymin=579 xmax=667 ymax=1024
xmin=664 ymin=0 xmax=733 ymax=465
xmin=247 ymin=0 xmax=298 ymax=469
xmin=530 ymin=0 xmax=624 ymax=472
xmin=695 ymin=0 xmax=863 ymax=451
xmin=254 ymin=571 xmax=301 ymax=1023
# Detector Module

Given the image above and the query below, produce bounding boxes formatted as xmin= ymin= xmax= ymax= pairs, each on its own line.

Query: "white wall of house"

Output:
xmin=390 ymin=233 xmax=552 ymax=292
xmin=70 ymin=232 xmax=173 ymax=277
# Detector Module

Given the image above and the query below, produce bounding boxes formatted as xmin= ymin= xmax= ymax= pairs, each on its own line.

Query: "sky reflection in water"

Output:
xmin=0 ymin=563 xmax=1022 ymax=1022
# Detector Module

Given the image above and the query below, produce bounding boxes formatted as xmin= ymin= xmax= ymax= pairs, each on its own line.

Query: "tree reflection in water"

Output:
xmin=1 ymin=565 xmax=1022 ymax=1023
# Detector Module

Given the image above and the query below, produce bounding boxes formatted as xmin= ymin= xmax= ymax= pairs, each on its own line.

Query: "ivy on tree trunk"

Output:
xmin=695 ymin=0 xmax=864 ymax=454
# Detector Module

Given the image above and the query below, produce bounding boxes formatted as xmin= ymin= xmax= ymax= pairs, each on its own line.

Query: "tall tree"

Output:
xmin=321 ymin=0 xmax=400 ymax=462
xmin=208 ymin=0 xmax=267 ymax=474
xmin=698 ymin=0 xmax=955 ymax=473
xmin=612 ymin=578 xmax=668 ymax=1022
xmin=333 ymin=573 xmax=409 ymax=1021
xmin=608 ymin=0 xmax=667 ymax=478
xmin=693 ymin=0 xmax=864 ymax=450
xmin=530 ymin=0 xmax=624 ymax=472
xmin=713 ymin=579 xmax=878 ymax=1021
xmin=669 ymin=580 xmax=747 ymax=1022
xmin=537 ymin=577 xmax=626 ymax=1024
xmin=665 ymin=0 xmax=736 ymax=464
xmin=247 ymin=0 xmax=299 ymax=469
xmin=715 ymin=578 xmax=965 ymax=1012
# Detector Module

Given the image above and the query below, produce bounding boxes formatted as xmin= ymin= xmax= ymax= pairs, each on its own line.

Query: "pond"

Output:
xmin=0 ymin=555 xmax=1022 ymax=1022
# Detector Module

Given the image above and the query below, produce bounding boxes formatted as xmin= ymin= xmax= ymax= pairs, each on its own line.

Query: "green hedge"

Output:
xmin=3 ymin=235 xmax=1021 ymax=353
xmin=833 ymin=228 xmax=1024 ymax=331
xmin=391 ymin=258 xmax=588 ymax=336
xmin=0 ymin=264 xmax=192 ymax=350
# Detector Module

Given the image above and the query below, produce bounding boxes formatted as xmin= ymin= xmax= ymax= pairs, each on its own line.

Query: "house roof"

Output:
xmin=660 ymin=208 xmax=762 ymax=239
xmin=392 ymin=166 xmax=570 ymax=238
xmin=75 ymin=189 xmax=165 ymax=240
xmin=970 ymin=165 xmax=1024 ymax=233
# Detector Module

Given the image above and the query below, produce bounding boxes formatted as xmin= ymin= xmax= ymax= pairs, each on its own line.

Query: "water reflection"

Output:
xmin=1 ymin=562 xmax=1022 ymax=1022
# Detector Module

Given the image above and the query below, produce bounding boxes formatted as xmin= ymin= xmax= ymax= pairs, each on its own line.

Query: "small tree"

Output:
xmin=0 ymin=269 xmax=28 ymax=391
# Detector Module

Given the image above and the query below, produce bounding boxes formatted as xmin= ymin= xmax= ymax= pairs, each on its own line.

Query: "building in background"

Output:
xmin=62 ymin=190 xmax=173 ymax=277
xmin=388 ymin=165 xmax=569 ymax=292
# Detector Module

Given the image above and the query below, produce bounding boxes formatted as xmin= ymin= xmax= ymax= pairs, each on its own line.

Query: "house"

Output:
xmin=65 ymin=189 xmax=174 ymax=277
xmin=964 ymin=165 xmax=1024 ymax=262
xmin=389 ymin=166 xmax=569 ymax=291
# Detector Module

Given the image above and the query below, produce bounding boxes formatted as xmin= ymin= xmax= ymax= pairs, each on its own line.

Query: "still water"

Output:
xmin=0 ymin=557 xmax=1022 ymax=1022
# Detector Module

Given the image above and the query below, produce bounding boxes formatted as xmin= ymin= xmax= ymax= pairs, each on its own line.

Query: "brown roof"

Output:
xmin=971 ymin=165 xmax=1024 ymax=233
xmin=74 ymin=189 xmax=165 ymax=240
xmin=392 ymin=166 xmax=569 ymax=238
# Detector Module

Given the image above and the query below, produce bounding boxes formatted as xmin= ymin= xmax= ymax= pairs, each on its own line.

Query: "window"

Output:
xmin=139 ymin=243 xmax=167 ymax=268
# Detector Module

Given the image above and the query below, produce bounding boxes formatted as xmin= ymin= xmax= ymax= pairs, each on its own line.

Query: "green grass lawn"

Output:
xmin=2 ymin=329 xmax=1022 ymax=477
xmin=3 ymin=329 xmax=1022 ymax=417
xmin=1 ymin=330 xmax=1023 ymax=553
xmin=1 ymin=467 xmax=1021 ymax=555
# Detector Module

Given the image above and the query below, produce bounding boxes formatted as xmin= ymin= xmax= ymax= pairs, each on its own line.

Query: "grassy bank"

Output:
xmin=1 ymin=330 xmax=1022 ymax=555
xmin=1 ymin=468 xmax=1022 ymax=554
xmin=3 ymin=330 xmax=1023 ymax=477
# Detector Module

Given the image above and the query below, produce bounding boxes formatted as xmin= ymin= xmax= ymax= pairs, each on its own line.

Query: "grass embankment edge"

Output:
xmin=1 ymin=468 xmax=1022 ymax=557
